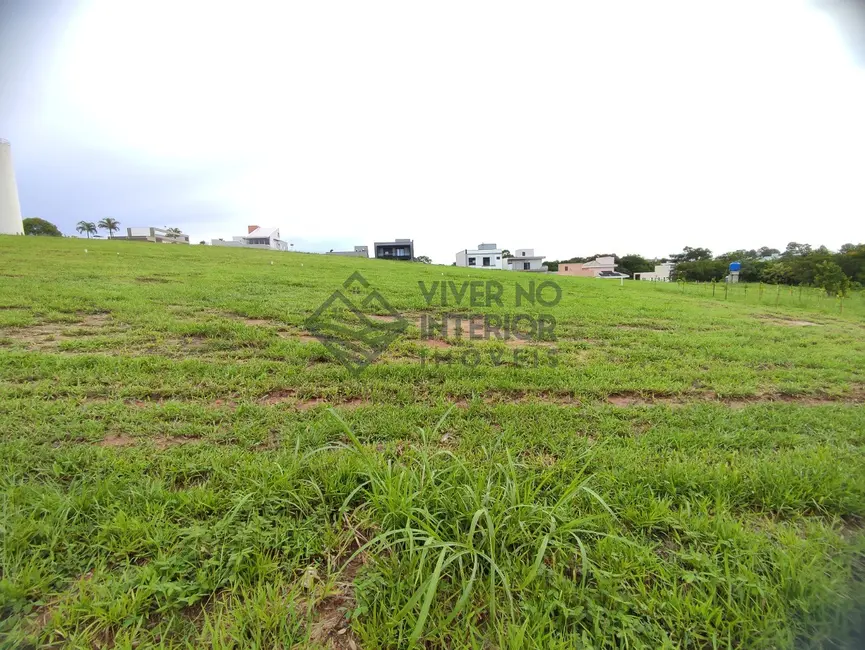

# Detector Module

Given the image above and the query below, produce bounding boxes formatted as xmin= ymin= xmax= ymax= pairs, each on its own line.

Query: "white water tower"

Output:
xmin=0 ymin=139 xmax=24 ymax=235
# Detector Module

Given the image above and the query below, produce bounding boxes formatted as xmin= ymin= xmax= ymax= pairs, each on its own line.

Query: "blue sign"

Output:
xmin=729 ymin=262 xmax=741 ymax=272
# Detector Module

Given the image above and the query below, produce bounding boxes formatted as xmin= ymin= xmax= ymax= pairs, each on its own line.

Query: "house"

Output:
xmin=558 ymin=256 xmax=627 ymax=278
xmin=633 ymin=262 xmax=674 ymax=281
xmin=327 ymin=246 xmax=369 ymax=257
xmin=374 ymin=239 xmax=414 ymax=261
xmin=117 ymin=227 xmax=189 ymax=244
xmin=505 ymin=248 xmax=546 ymax=272
xmin=211 ymin=225 xmax=289 ymax=251
xmin=455 ymin=243 xmax=504 ymax=269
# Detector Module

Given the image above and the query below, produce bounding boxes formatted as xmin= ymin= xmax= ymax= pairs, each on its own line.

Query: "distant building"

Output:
xmin=211 ymin=225 xmax=289 ymax=251
xmin=118 ymin=227 xmax=189 ymax=244
xmin=558 ymin=256 xmax=627 ymax=278
xmin=505 ymin=248 xmax=546 ymax=272
xmin=374 ymin=239 xmax=414 ymax=261
xmin=455 ymin=243 xmax=504 ymax=269
xmin=633 ymin=262 xmax=674 ymax=281
xmin=327 ymin=246 xmax=369 ymax=258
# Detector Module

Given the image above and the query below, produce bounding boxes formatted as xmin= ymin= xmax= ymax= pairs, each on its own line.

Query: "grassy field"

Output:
xmin=0 ymin=235 xmax=863 ymax=649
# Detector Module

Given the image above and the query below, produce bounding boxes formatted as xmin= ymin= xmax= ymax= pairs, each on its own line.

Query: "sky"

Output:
xmin=1 ymin=0 xmax=863 ymax=264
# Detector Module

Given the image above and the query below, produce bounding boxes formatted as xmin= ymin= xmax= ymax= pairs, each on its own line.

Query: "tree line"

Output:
xmin=547 ymin=242 xmax=865 ymax=295
xmin=20 ymin=217 xmax=183 ymax=241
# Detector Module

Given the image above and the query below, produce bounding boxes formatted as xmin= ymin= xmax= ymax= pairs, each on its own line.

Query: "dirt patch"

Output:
xmin=758 ymin=315 xmax=822 ymax=327
xmin=242 ymin=318 xmax=274 ymax=326
xmin=604 ymin=391 xmax=862 ymax=408
xmin=420 ymin=338 xmax=452 ymax=349
xmin=309 ymin=544 xmax=367 ymax=649
xmin=298 ymin=397 xmax=327 ymax=411
xmin=258 ymin=390 xmax=369 ymax=410
xmin=615 ymin=324 xmax=671 ymax=332
xmin=366 ymin=314 xmax=400 ymax=323
xmin=475 ymin=390 xmax=580 ymax=406
xmin=153 ymin=436 xmax=202 ymax=449
xmin=259 ymin=389 xmax=297 ymax=405
xmin=135 ymin=276 xmax=172 ymax=284
xmin=277 ymin=331 xmax=323 ymax=344
xmin=99 ymin=434 xmax=202 ymax=449
xmin=1 ymin=313 xmax=113 ymax=351
xmin=99 ymin=434 xmax=136 ymax=447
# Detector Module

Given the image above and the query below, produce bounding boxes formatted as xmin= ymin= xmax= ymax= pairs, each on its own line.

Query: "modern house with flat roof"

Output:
xmin=633 ymin=262 xmax=674 ymax=281
xmin=455 ymin=243 xmax=504 ymax=269
xmin=505 ymin=248 xmax=546 ymax=271
xmin=374 ymin=239 xmax=414 ymax=261
xmin=558 ymin=256 xmax=629 ymax=278
xmin=326 ymin=246 xmax=369 ymax=258
xmin=117 ymin=227 xmax=189 ymax=244
xmin=211 ymin=225 xmax=289 ymax=251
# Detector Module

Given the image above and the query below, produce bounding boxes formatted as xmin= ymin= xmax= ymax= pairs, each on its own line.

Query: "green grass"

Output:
xmin=0 ymin=235 xmax=863 ymax=649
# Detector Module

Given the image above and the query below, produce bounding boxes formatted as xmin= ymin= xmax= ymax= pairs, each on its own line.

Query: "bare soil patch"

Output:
xmin=99 ymin=434 xmax=136 ymax=447
xmin=308 ymin=546 xmax=367 ymax=649
xmin=757 ymin=315 xmax=822 ymax=327
xmin=1 ymin=313 xmax=114 ymax=351
xmin=604 ymin=391 xmax=862 ymax=408
xmin=277 ymin=331 xmax=322 ymax=344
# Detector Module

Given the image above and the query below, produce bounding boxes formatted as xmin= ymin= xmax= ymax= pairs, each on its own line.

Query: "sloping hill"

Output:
xmin=1 ymin=236 xmax=864 ymax=648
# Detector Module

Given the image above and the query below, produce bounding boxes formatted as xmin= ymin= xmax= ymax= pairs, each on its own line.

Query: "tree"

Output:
xmin=165 ymin=227 xmax=182 ymax=240
xmin=76 ymin=221 xmax=97 ymax=239
xmin=414 ymin=255 xmax=432 ymax=264
xmin=670 ymin=246 xmax=713 ymax=263
xmin=98 ymin=217 xmax=121 ymax=239
xmin=813 ymin=260 xmax=852 ymax=296
xmin=761 ymin=261 xmax=793 ymax=285
xmin=501 ymin=249 xmax=511 ymax=258
xmin=617 ymin=254 xmax=654 ymax=277
xmin=757 ymin=246 xmax=781 ymax=258
xmin=783 ymin=242 xmax=812 ymax=257
xmin=23 ymin=218 xmax=62 ymax=237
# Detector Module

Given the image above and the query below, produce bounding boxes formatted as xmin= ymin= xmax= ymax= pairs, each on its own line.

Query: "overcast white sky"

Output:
xmin=1 ymin=0 xmax=863 ymax=263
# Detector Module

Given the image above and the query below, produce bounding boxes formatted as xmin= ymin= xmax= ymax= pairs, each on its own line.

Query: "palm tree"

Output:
xmin=165 ymin=227 xmax=182 ymax=240
xmin=98 ymin=217 xmax=121 ymax=239
xmin=76 ymin=221 xmax=97 ymax=239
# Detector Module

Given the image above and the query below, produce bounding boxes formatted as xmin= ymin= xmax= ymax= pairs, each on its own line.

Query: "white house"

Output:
xmin=211 ymin=225 xmax=290 ymax=251
xmin=455 ymin=243 xmax=505 ymax=269
xmin=118 ymin=227 xmax=189 ymax=244
xmin=633 ymin=262 xmax=674 ymax=281
xmin=505 ymin=248 xmax=546 ymax=272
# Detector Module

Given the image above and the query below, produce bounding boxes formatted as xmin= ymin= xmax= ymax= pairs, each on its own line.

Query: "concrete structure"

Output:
xmin=558 ymin=256 xmax=628 ymax=278
xmin=212 ymin=225 xmax=289 ymax=251
xmin=455 ymin=243 xmax=504 ymax=269
xmin=117 ymin=227 xmax=190 ymax=244
xmin=505 ymin=248 xmax=546 ymax=271
xmin=0 ymin=139 xmax=24 ymax=235
xmin=374 ymin=239 xmax=414 ymax=261
xmin=327 ymin=246 xmax=369 ymax=257
xmin=634 ymin=262 xmax=674 ymax=281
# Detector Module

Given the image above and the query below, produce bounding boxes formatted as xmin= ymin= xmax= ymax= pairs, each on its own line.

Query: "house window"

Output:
xmin=521 ymin=252 xmax=526 ymax=256
xmin=496 ymin=256 xmax=500 ymax=260
xmin=482 ymin=257 xmax=490 ymax=267
xmin=523 ymin=262 xmax=530 ymax=270
xmin=468 ymin=257 xmax=476 ymax=266
xmin=564 ymin=265 xmax=569 ymax=271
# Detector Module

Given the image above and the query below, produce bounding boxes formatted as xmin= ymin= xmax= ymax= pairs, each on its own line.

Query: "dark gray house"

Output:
xmin=374 ymin=239 xmax=414 ymax=261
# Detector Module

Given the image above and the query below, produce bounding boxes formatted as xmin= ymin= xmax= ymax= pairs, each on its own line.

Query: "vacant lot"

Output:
xmin=1 ymin=236 xmax=863 ymax=649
